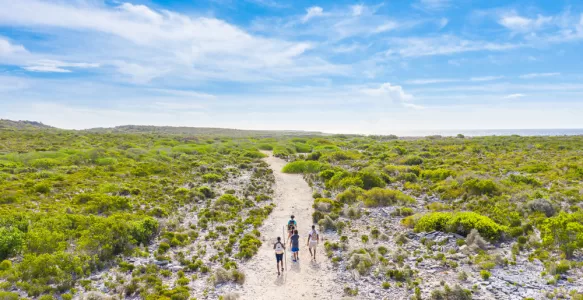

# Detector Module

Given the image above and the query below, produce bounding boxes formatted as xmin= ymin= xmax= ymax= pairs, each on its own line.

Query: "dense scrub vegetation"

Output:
xmin=0 ymin=128 xmax=277 ymax=299
xmin=279 ymin=134 xmax=583 ymax=298
xmin=2 ymin=122 xmax=583 ymax=299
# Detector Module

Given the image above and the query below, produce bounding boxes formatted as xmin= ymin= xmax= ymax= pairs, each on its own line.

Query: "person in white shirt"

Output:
xmin=274 ymin=237 xmax=285 ymax=275
xmin=307 ymin=225 xmax=319 ymax=261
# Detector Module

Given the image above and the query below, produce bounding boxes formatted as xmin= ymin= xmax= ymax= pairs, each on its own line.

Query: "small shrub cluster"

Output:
xmin=406 ymin=212 xmax=506 ymax=240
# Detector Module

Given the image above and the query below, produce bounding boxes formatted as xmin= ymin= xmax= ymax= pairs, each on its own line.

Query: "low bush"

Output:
xmin=528 ymin=198 xmax=555 ymax=217
xmin=462 ymin=178 xmax=498 ymax=196
xmin=236 ymin=234 xmax=261 ymax=259
xmin=407 ymin=212 xmax=506 ymax=240
xmin=282 ymin=161 xmax=326 ymax=174
xmin=540 ymin=212 xmax=583 ymax=258
xmin=430 ymin=285 xmax=471 ymax=300
xmin=421 ymin=169 xmax=455 ymax=181
xmin=361 ymin=188 xmax=415 ymax=207
xmin=347 ymin=251 xmax=374 ymax=275
xmin=402 ymin=156 xmax=423 ymax=166
xmin=336 ymin=186 xmax=364 ymax=204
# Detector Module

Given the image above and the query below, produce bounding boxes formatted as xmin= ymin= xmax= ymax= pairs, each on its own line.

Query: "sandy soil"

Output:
xmin=238 ymin=153 xmax=341 ymax=300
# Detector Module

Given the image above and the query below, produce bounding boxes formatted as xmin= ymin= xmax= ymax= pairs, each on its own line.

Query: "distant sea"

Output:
xmin=387 ymin=129 xmax=583 ymax=137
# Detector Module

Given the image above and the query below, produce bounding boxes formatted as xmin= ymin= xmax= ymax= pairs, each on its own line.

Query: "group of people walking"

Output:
xmin=273 ymin=215 xmax=319 ymax=276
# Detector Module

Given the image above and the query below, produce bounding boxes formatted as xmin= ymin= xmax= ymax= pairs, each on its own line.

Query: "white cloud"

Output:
xmin=23 ymin=60 xmax=99 ymax=73
xmin=503 ymin=93 xmax=525 ymax=99
xmin=302 ymin=6 xmax=324 ymax=23
xmin=332 ymin=43 xmax=366 ymax=53
xmin=118 ymin=3 xmax=164 ymax=24
xmin=0 ymin=0 xmax=333 ymax=82
xmin=150 ymin=89 xmax=216 ymax=99
xmin=438 ymin=18 xmax=449 ymax=29
xmin=414 ymin=0 xmax=450 ymax=11
xmin=386 ymin=35 xmax=521 ymax=57
xmin=113 ymin=61 xmax=170 ymax=84
xmin=351 ymin=5 xmax=364 ymax=17
xmin=153 ymin=101 xmax=206 ymax=110
xmin=470 ymin=76 xmax=504 ymax=82
xmin=519 ymin=72 xmax=560 ymax=79
xmin=374 ymin=22 xmax=399 ymax=33
xmin=498 ymin=12 xmax=553 ymax=33
xmin=405 ymin=78 xmax=458 ymax=85
xmin=361 ymin=83 xmax=414 ymax=107
xmin=0 ymin=38 xmax=27 ymax=56
xmin=403 ymin=103 xmax=426 ymax=109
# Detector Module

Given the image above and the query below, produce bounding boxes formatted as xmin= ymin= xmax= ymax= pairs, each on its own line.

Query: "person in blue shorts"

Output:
xmin=290 ymin=229 xmax=300 ymax=262
xmin=274 ymin=237 xmax=285 ymax=275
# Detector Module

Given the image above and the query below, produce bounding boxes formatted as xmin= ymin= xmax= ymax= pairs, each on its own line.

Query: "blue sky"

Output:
xmin=1 ymin=0 xmax=582 ymax=133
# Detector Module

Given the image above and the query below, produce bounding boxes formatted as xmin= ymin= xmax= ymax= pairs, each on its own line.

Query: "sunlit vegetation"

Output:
xmin=2 ymin=122 xmax=583 ymax=298
xmin=0 ymin=126 xmax=278 ymax=298
xmin=280 ymin=133 xmax=583 ymax=294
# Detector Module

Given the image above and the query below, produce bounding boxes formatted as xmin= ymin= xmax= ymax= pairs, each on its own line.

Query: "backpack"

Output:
xmin=274 ymin=241 xmax=284 ymax=254
xmin=287 ymin=220 xmax=297 ymax=231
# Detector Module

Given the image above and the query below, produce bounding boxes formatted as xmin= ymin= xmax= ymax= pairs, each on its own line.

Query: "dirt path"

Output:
xmin=238 ymin=153 xmax=341 ymax=300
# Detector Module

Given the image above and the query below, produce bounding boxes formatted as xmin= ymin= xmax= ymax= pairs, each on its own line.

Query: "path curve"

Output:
xmin=238 ymin=153 xmax=340 ymax=300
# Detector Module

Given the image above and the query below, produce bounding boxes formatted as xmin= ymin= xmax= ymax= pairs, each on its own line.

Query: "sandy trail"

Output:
xmin=238 ymin=153 xmax=340 ymax=300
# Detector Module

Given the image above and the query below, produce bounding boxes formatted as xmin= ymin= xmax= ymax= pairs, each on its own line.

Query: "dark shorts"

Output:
xmin=276 ymin=253 xmax=283 ymax=262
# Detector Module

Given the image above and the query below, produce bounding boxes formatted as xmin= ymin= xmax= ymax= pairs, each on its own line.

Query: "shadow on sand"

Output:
xmin=274 ymin=273 xmax=286 ymax=286
xmin=290 ymin=261 xmax=301 ymax=273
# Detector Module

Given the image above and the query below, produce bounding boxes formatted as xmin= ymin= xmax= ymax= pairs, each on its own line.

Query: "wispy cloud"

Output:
xmin=0 ymin=0 xmax=336 ymax=83
xmin=470 ymin=76 xmax=504 ymax=82
xmin=302 ymin=6 xmax=324 ymax=23
xmin=23 ymin=60 xmax=99 ymax=73
xmin=403 ymin=103 xmax=426 ymax=109
xmin=519 ymin=72 xmax=560 ymax=79
xmin=386 ymin=35 xmax=522 ymax=57
xmin=503 ymin=93 xmax=525 ymax=99
xmin=413 ymin=0 xmax=450 ymax=11
xmin=351 ymin=4 xmax=365 ymax=17
xmin=405 ymin=78 xmax=458 ymax=85
xmin=498 ymin=12 xmax=552 ymax=33
xmin=150 ymin=89 xmax=217 ymax=99
xmin=0 ymin=38 xmax=27 ymax=56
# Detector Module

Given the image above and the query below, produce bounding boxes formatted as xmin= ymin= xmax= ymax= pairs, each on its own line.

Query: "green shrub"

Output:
xmin=34 ymin=182 xmax=51 ymax=194
xmin=237 ymin=234 xmax=261 ymax=259
xmin=540 ymin=212 xmax=583 ymax=258
xmin=462 ymin=178 xmax=498 ymax=196
xmin=158 ymin=242 xmax=170 ymax=253
xmin=402 ymin=156 xmax=423 ymax=166
xmin=282 ymin=161 xmax=326 ymax=173
xmin=410 ymin=212 xmax=506 ymax=240
xmin=202 ymin=173 xmax=223 ymax=183
xmin=480 ymin=270 xmax=491 ymax=280
xmin=0 ymin=227 xmax=23 ymax=260
xmin=356 ymin=170 xmax=385 ymax=190
xmin=214 ymin=194 xmax=243 ymax=209
xmin=338 ymin=176 xmax=364 ymax=189
xmin=347 ymin=251 xmax=373 ymax=275
xmin=0 ymin=292 xmax=19 ymax=300
xmin=421 ymin=169 xmax=455 ymax=181
xmin=0 ymin=260 xmax=12 ymax=270
xmin=197 ymin=186 xmax=215 ymax=198
xmin=361 ymin=188 xmax=415 ymax=207
xmin=61 ymin=294 xmax=73 ymax=300
xmin=508 ymin=174 xmax=541 ymax=186
xmin=318 ymin=170 xmax=336 ymax=180
xmin=336 ymin=186 xmax=364 ymax=204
